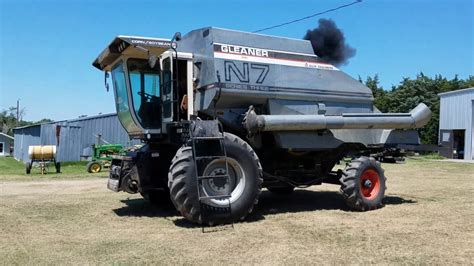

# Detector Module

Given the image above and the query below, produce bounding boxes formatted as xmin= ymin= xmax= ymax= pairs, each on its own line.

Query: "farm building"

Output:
xmin=0 ymin=132 xmax=14 ymax=156
xmin=13 ymin=113 xmax=137 ymax=162
xmin=438 ymin=87 xmax=474 ymax=160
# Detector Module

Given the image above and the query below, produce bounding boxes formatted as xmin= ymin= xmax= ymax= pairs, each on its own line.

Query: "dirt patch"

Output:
xmin=1 ymin=160 xmax=473 ymax=264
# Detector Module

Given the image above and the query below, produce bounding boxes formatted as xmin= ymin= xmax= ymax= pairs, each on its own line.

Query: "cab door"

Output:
xmin=160 ymin=53 xmax=174 ymax=128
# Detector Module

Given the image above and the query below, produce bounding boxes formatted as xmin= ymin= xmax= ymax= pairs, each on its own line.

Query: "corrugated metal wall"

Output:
xmin=439 ymin=88 xmax=474 ymax=160
xmin=75 ymin=114 xmax=133 ymax=158
xmin=14 ymin=114 xmax=138 ymax=162
xmin=13 ymin=125 xmax=41 ymax=162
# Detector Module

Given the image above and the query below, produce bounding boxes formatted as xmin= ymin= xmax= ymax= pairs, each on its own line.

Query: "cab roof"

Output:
xmin=92 ymin=35 xmax=172 ymax=71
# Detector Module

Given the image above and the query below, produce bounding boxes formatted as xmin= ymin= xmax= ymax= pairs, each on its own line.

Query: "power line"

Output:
xmin=253 ymin=0 xmax=363 ymax=33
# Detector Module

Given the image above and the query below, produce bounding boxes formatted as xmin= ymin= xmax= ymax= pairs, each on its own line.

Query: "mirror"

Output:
xmin=104 ymin=71 xmax=110 ymax=92
xmin=170 ymin=32 xmax=182 ymax=50
xmin=148 ymin=55 xmax=158 ymax=69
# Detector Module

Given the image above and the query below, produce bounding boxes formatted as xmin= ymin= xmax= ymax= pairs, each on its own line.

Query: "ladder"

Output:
xmin=190 ymin=121 xmax=233 ymax=227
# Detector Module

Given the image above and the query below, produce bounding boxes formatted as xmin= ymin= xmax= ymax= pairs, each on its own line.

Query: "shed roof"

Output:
xmin=438 ymin=87 xmax=474 ymax=97
xmin=13 ymin=113 xmax=117 ymax=131
xmin=0 ymin=132 xmax=14 ymax=140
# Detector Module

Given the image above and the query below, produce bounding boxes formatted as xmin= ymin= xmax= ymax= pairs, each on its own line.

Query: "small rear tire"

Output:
xmin=340 ymin=156 xmax=386 ymax=211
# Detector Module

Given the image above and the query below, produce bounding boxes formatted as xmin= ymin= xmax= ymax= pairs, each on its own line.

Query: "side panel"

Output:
xmin=187 ymin=60 xmax=194 ymax=119
xmin=273 ymin=129 xmax=421 ymax=150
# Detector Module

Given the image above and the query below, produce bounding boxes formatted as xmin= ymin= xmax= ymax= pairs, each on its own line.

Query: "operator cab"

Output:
xmin=93 ymin=35 xmax=193 ymax=139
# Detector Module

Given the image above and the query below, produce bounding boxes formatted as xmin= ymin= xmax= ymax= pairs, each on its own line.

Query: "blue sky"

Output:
xmin=1 ymin=0 xmax=473 ymax=121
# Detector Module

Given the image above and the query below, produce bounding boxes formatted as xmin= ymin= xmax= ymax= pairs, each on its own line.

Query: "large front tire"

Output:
xmin=340 ymin=156 xmax=386 ymax=211
xmin=168 ymin=133 xmax=263 ymax=225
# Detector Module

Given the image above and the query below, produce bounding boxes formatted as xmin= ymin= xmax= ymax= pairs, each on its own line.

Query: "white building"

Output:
xmin=438 ymin=88 xmax=474 ymax=160
xmin=0 ymin=132 xmax=14 ymax=156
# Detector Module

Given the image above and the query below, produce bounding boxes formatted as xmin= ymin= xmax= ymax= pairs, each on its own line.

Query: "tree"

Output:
xmin=365 ymin=73 xmax=473 ymax=145
xmin=363 ymin=74 xmax=389 ymax=112
xmin=0 ymin=107 xmax=53 ymax=136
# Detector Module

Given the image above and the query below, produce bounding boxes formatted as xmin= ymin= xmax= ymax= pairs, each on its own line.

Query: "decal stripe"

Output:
xmin=202 ymin=82 xmax=372 ymax=98
xmin=214 ymin=51 xmax=339 ymax=71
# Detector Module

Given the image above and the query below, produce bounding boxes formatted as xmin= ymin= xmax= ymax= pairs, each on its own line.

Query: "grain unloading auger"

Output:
xmin=93 ymin=28 xmax=431 ymax=225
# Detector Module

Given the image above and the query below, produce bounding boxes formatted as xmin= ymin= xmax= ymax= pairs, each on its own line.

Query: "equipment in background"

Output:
xmin=26 ymin=145 xmax=60 ymax=175
xmin=86 ymin=143 xmax=124 ymax=173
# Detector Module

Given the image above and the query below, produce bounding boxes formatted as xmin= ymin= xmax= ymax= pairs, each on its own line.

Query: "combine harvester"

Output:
xmin=93 ymin=28 xmax=431 ymax=225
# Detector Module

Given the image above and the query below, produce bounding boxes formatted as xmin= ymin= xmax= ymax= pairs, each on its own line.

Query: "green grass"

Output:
xmin=0 ymin=157 xmax=108 ymax=181
xmin=0 ymin=156 xmax=25 ymax=175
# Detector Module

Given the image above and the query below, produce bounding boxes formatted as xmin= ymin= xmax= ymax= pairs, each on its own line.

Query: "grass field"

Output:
xmin=1 ymin=157 xmax=473 ymax=264
xmin=0 ymin=157 xmax=108 ymax=181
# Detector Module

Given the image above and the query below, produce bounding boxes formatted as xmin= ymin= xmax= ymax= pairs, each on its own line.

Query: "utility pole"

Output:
xmin=16 ymin=99 xmax=20 ymax=127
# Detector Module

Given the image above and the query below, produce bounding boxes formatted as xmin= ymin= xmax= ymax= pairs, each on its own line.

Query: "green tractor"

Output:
xmin=86 ymin=144 xmax=124 ymax=173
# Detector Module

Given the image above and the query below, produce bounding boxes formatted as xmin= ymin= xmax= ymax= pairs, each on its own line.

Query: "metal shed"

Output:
xmin=13 ymin=113 xmax=136 ymax=162
xmin=438 ymin=87 xmax=474 ymax=160
xmin=0 ymin=132 xmax=14 ymax=156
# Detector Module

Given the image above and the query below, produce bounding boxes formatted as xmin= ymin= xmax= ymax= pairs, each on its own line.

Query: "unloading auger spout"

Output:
xmin=243 ymin=103 xmax=432 ymax=135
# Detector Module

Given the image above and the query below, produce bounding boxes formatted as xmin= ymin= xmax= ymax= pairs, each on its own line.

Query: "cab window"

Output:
xmin=127 ymin=59 xmax=161 ymax=129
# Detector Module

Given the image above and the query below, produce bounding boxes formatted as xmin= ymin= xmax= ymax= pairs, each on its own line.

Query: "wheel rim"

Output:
xmin=91 ymin=163 xmax=101 ymax=173
xmin=360 ymin=168 xmax=381 ymax=200
xmin=202 ymin=158 xmax=246 ymax=206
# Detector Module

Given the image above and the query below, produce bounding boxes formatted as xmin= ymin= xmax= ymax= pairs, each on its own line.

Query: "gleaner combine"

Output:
xmin=93 ymin=28 xmax=431 ymax=225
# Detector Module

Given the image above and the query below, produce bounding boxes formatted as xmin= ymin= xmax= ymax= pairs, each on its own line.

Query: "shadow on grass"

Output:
xmin=383 ymin=195 xmax=417 ymax=205
xmin=112 ymin=190 xmax=416 ymax=228
xmin=113 ymin=198 xmax=178 ymax=218
xmin=173 ymin=191 xmax=417 ymax=228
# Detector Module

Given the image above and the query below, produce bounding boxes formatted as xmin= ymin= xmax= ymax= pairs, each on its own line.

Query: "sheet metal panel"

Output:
xmin=439 ymin=88 xmax=474 ymax=160
xmin=13 ymin=114 xmax=137 ymax=162
xmin=13 ymin=125 xmax=41 ymax=162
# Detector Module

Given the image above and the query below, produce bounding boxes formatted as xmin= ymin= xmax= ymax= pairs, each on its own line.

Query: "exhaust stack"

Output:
xmin=243 ymin=103 xmax=432 ymax=135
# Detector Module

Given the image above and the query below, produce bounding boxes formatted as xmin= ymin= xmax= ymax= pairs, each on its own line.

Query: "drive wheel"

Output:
xmin=87 ymin=161 xmax=102 ymax=173
xmin=340 ymin=156 xmax=386 ymax=211
xmin=168 ymin=133 xmax=263 ymax=225
xmin=267 ymin=185 xmax=295 ymax=194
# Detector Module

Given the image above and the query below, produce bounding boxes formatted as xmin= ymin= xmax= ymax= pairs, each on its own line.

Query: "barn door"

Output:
xmin=57 ymin=125 xmax=82 ymax=162
xmin=439 ymin=130 xmax=453 ymax=158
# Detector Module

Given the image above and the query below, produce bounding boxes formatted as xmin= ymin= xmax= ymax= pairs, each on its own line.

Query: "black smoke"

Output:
xmin=303 ymin=19 xmax=356 ymax=66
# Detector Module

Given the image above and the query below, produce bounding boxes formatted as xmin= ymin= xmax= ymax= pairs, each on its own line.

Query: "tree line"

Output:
xmin=0 ymin=107 xmax=52 ymax=136
xmin=361 ymin=73 xmax=474 ymax=145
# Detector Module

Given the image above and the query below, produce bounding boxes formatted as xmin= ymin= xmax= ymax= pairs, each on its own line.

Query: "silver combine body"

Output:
xmin=93 ymin=27 xmax=431 ymax=225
